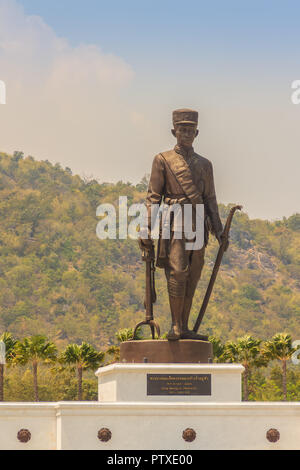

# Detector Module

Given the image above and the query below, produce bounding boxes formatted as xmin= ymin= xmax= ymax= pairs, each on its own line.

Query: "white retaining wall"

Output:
xmin=0 ymin=401 xmax=300 ymax=450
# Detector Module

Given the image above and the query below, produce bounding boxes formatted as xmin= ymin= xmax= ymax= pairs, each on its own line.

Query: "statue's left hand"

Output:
xmin=216 ymin=231 xmax=229 ymax=252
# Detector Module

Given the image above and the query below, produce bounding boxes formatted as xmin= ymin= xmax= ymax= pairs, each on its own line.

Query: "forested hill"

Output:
xmin=0 ymin=151 xmax=299 ymax=349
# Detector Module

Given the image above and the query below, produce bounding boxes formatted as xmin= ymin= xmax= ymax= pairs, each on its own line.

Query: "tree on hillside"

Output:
xmin=14 ymin=336 xmax=57 ymax=402
xmin=262 ymin=333 xmax=298 ymax=401
xmin=12 ymin=151 xmax=24 ymax=162
xmin=286 ymin=214 xmax=300 ymax=231
xmin=135 ymin=174 xmax=150 ymax=192
xmin=60 ymin=342 xmax=104 ymax=401
xmin=0 ymin=332 xmax=17 ymax=401
xmin=223 ymin=335 xmax=267 ymax=401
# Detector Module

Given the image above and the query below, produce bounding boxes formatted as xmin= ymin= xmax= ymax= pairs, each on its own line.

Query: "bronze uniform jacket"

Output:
xmin=146 ymin=147 xmax=223 ymax=268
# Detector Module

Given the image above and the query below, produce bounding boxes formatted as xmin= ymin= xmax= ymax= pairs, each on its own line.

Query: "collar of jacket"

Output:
xmin=174 ymin=145 xmax=194 ymax=159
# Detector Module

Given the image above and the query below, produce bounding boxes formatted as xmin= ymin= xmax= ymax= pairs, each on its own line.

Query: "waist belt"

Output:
xmin=164 ymin=194 xmax=203 ymax=205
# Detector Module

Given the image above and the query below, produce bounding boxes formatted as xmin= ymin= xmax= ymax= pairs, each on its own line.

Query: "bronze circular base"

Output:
xmin=120 ymin=340 xmax=213 ymax=364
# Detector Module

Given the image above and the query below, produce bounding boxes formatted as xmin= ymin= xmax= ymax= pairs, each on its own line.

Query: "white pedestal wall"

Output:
xmin=0 ymin=402 xmax=300 ymax=450
xmin=96 ymin=364 xmax=243 ymax=403
xmin=0 ymin=404 xmax=56 ymax=450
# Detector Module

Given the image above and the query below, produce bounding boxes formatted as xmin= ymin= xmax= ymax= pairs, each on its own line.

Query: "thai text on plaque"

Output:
xmin=147 ymin=374 xmax=211 ymax=396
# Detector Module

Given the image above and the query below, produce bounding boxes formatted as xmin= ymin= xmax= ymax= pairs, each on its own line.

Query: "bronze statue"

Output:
xmin=139 ymin=109 xmax=225 ymax=341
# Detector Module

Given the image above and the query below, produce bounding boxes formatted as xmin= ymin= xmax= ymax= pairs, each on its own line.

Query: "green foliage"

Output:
xmin=13 ymin=335 xmax=57 ymax=401
xmin=0 ymin=332 xmax=17 ymax=362
xmin=262 ymin=332 xmax=299 ymax=400
xmin=4 ymin=366 xmax=97 ymax=402
xmin=223 ymin=335 xmax=267 ymax=401
xmin=105 ymin=345 xmax=120 ymax=364
xmin=14 ymin=335 xmax=57 ymax=365
xmin=249 ymin=365 xmax=300 ymax=402
xmin=60 ymin=342 xmax=104 ymax=400
xmin=213 ymin=334 xmax=300 ymax=402
xmin=60 ymin=342 xmax=104 ymax=371
xmin=209 ymin=336 xmax=225 ymax=362
xmin=223 ymin=335 xmax=265 ymax=367
xmin=262 ymin=333 xmax=296 ymax=362
xmin=286 ymin=214 xmax=300 ymax=232
xmin=115 ymin=328 xmax=143 ymax=342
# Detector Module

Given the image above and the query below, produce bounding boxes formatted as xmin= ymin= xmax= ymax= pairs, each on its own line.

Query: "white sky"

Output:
xmin=0 ymin=0 xmax=299 ymax=220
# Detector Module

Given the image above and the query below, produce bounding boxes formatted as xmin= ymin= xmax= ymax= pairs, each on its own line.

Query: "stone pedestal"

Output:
xmin=96 ymin=363 xmax=244 ymax=403
xmin=120 ymin=340 xmax=213 ymax=364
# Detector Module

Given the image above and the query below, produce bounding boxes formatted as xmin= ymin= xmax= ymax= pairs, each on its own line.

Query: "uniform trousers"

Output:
xmin=164 ymin=233 xmax=205 ymax=298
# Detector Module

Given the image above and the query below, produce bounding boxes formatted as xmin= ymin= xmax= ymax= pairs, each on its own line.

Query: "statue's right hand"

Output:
xmin=138 ymin=237 xmax=154 ymax=251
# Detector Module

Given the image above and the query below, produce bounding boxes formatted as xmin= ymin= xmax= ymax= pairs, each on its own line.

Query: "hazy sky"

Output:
xmin=0 ymin=0 xmax=299 ymax=219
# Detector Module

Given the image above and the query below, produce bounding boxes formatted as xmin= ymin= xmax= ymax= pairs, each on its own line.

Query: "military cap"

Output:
xmin=173 ymin=108 xmax=198 ymax=126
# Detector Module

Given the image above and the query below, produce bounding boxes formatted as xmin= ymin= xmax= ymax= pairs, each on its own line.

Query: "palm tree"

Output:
xmin=0 ymin=333 xmax=17 ymax=401
xmin=60 ymin=342 xmax=104 ymax=401
xmin=262 ymin=333 xmax=298 ymax=401
xmin=223 ymin=335 xmax=266 ymax=401
xmin=14 ymin=335 xmax=57 ymax=402
xmin=208 ymin=336 xmax=225 ymax=363
xmin=106 ymin=345 xmax=120 ymax=364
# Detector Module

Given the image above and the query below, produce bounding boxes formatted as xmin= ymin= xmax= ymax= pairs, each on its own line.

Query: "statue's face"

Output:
xmin=172 ymin=124 xmax=198 ymax=148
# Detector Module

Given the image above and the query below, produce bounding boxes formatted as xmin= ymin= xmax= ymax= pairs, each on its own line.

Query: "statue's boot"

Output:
xmin=167 ymin=296 xmax=184 ymax=341
xmin=181 ymin=296 xmax=208 ymax=341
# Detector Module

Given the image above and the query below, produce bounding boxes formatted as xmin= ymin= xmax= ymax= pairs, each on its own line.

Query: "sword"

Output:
xmin=133 ymin=240 xmax=160 ymax=340
xmin=193 ymin=205 xmax=243 ymax=334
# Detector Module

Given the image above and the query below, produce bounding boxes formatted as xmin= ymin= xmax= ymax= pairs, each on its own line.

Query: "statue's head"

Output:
xmin=171 ymin=108 xmax=199 ymax=147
